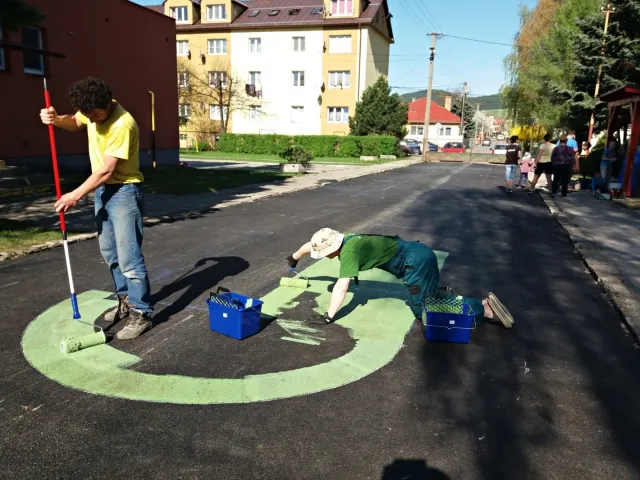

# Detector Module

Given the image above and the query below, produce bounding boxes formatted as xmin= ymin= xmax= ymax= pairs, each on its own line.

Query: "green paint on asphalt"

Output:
xmin=21 ymin=252 xmax=448 ymax=404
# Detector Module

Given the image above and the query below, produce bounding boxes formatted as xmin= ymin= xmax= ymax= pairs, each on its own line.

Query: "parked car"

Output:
xmin=497 ymin=133 xmax=505 ymax=141
xmin=492 ymin=144 xmax=509 ymax=155
xmin=399 ymin=139 xmax=421 ymax=156
xmin=442 ymin=142 xmax=465 ymax=153
xmin=481 ymin=139 xmax=491 ymax=147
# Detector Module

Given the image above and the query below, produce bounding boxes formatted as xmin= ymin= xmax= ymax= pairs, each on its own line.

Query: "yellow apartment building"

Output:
xmin=147 ymin=0 xmax=394 ymax=143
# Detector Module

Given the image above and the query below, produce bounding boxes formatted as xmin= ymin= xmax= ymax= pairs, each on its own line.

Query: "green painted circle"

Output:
xmin=20 ymin=260 xmax=424 ymax=404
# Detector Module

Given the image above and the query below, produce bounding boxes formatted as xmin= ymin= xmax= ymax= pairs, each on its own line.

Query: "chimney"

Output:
xmin=411 ymin=97 xmax=416 ymax=102
xmin=444 ymin=95 xmax=452 ymax=111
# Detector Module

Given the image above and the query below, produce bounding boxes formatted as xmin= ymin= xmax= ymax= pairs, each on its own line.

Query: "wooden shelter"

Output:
xmin=600 ymin=85 xmax=640 ymax=197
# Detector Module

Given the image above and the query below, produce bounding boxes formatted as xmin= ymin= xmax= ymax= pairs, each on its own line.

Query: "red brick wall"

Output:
xmin=0 ymin=0 xmax=178 ymax=162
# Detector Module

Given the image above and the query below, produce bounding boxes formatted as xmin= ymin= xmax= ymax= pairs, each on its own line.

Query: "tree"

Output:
xmin=177 ymin=58 xmax=261 ymax=138
xmin=451 ymin=96 xmax=475 ymax=139
xmin=552 ymin=0 xmax=640 ymax=138
xmin=349 ymin=76 xmax=408 ymax=137
xmin=0 ymin=0 xmax=43 ymax=31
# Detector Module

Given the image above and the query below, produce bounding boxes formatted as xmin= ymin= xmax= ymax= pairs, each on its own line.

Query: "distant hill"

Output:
xmin=400 ymin=90 xmax=503 ymax=113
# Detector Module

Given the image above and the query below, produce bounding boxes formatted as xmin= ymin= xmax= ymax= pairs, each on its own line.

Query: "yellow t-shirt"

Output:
xmin=75 ymin=102 xmax=144 ymax=184
xmin=538 ymin=142 xmax=554 ymax=164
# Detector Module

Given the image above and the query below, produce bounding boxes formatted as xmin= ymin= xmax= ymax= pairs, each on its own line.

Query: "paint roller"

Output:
xmin=43 ymin=79 xmax=106 ymax=354
xmin=279 ymin=267 xmax=310 ymax=289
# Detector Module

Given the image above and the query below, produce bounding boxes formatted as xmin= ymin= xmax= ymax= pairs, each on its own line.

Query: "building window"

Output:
xmin=177 ymin=72 xmax=188 ymax=87
xmin=206 ymin=4 xmax=226 ymax=20
xmin=248 ymin=71 xmax=261 ymax=86
xmin=292 ymin=36 xmax=305 ymax=52
xmin=327 ymin=107 xmax=349 ymax=124
xmin=209 ymin=71 xmax=227 ymax=88
xmin=210 ymin=105 xmax=228 ymax=121
xmin=328 ymin=35 xmax=351 ymax=54
xmin=249 ymin=105 xmax=260 ymax=120
xmin=291 ymin=106 xmax=304 ymax=123
xmin=170 ymin=6 xmax=189 ymax=22
xmin=330 ymin=0 xmax=353 ymax=15
xmin=208 ymin=39 xmax=227 ymax=55
xmin=179 ymin=134 xmax=188 ymax=141
xmin=292 ymin=71 xmax=305 ymax=87
xmin=178 ymin=104 xmax=191 ymax=119
xmin=329 ymin=71 xmax=350 ymax=88
xmin=445 ymin=127 xmax=452 ymax=136
xmin=249 ymin=38 xmax=262 ymax=53
xmin=176 ymin=40 xmax=189 ymax=56
xmin=22 ymin=27 xmax=44 ymax=75
xmin=0 ymin=27 xmax=5 ymax=71
xmin=410 ymin=126 xmax=424 ymax=136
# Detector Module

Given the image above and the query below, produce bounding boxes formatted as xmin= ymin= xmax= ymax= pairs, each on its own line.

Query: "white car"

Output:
xmin=497 ymin=134 xmax=505 ymax=141
xmin=493 ymin=144 xmax=509 ymax=155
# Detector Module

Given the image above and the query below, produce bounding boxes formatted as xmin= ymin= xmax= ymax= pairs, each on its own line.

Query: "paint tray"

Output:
xmin=205 ymin=287 xmax=263 ymax=340
xmin=423 ymin=294 xmax=475 ymax=344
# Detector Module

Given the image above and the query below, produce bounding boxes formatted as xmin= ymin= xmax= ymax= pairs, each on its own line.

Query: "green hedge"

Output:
xmin=217 ymin=134 xmax=397 ymax=158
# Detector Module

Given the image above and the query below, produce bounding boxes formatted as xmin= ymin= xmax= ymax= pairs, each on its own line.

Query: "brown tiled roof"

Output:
xmin=146 ymin=4 xmax=165 ymax=14
xmin=154 ymin=0 xmax=393 ymax=42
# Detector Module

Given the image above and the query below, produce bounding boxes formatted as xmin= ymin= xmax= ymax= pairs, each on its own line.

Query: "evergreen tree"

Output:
xmin=552 ymin=0 xmax=640 ymax=138
xmin=349 ymin=76 xmax=408 ymax=137
xmin=451 ymin=97 xmax=476 ymax=138
xmin=0 ymin=0 xmax=43 ymax=31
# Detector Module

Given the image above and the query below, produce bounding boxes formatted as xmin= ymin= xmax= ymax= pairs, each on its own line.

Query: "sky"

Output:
xmin=386 ymin=0 xmax=537 ymax=97
xmin=134 ymin=0 xmax=537 ymax=97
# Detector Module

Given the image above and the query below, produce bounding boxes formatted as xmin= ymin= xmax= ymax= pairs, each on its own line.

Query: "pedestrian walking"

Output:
xmin=527 ymin=133 xmax=554 ymax=194
xmin=551 ymin=135 xmax=577 ymax=198
xmin=287 ymin=228 xmax=514 ymax=328
xmin=600 ymin=141 xmax=618 ymax=193
xmin=504 ymin=136 xmax=522 ymax=194
xmin=517 ymin=152 xmax=534 ymax=188
xmin=39 ymin=77 xmax=153 ymax=340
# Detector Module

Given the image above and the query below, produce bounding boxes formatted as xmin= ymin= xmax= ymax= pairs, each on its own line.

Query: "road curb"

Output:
xmin=540 ymin=193 xmax=640 ymax=342
xmin=0 ymin=159 xmax=422 ymax=262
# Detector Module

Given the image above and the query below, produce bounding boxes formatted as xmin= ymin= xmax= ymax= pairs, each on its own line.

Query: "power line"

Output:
xmin=441 ymin=34 xmax=517 ymax=48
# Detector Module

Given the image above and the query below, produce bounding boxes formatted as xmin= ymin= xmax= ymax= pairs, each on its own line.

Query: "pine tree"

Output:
xmin=349 ymin=76 xmax=408 ymax=137
xmin=451 ymin=97 xmax=476 ymax=139
xmin=553 ymin=0 xmax=640 ymax=138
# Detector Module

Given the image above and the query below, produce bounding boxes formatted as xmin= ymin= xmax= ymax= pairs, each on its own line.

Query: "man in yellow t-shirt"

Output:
xmin=39 ymin=77 xmax=152 ymax=340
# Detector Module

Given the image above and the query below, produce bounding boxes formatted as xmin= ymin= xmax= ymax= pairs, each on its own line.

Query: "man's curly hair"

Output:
xmin=68 ymin=77 xmax=113 ymax=112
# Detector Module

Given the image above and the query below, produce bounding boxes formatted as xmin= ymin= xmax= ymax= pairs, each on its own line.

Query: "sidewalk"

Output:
xmin=540 ymin=191 xmax=640 ymax=339
xmin=0 ymin=158 xmax=421 ymax=259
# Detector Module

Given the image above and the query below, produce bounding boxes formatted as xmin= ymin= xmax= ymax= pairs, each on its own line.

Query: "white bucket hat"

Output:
xmin=310 ymin=228 xmax=345 ymax=259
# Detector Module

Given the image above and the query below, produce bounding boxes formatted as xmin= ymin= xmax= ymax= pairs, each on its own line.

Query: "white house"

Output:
xmin=229 ymin=29 xmax=324 ymax=135
xmin=405 ymin=96 xmax=463 ymax=148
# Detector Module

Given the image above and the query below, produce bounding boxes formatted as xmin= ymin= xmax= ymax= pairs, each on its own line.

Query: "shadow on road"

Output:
xmin=150 ymin=256 xmax=250 ymax=326
xmin=381 ymin=459 xmax=450 ymax=480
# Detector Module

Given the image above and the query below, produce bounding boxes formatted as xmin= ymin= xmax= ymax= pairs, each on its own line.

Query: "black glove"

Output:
xmin=309 ymin=311 xmax=333 ymax=325
xmin=286 ymin=255 xmax=298 ymax=269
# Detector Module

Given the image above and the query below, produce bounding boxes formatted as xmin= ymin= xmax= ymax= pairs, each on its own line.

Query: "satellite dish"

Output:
xmin=434 ymin=123 xmax=442 ymax=130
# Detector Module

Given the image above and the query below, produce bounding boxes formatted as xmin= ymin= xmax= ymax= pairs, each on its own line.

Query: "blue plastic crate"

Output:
xmin=423 ymin=295 xmax=475 ymax=344
xmin=206 ymin=290 xmax=263 ymax=340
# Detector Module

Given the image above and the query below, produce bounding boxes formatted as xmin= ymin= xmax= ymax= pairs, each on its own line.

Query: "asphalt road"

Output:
xmin=2 ymin=163 xmax=640 ymax=479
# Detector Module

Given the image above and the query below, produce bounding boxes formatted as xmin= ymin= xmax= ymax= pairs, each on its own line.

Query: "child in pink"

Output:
xmin=518 ymin=152 xmax=534 ymax=188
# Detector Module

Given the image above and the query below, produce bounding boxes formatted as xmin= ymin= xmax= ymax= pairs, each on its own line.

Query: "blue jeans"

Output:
xmin=95 ymin=183 xmax=152 ymax=315
xmin=381 ymin=238 xmax=484 ymax=321
xmin=505 ymin=164 xmax=517 ymax=181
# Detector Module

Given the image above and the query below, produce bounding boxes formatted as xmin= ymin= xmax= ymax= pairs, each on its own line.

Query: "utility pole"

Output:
xmin=587 ymin=2 xmax=616 ymax=143
xmin=460 ymin=81 xmax=469 ymax=142
xmin=422 ymin=33 xmax=441 ymax=161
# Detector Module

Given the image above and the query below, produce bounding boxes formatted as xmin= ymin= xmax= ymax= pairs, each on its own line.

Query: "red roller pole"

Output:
xmin=43 ymin=78 xmax=80 ymax=319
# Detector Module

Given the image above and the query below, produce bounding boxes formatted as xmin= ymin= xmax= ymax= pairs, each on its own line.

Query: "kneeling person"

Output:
xmin=287 ymin=228 xmax=514 ymax=327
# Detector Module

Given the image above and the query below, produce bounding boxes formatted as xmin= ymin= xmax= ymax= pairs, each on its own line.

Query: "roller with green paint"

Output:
xmin=44 ymin=79 xmax=108 ymax=355
xmin=60 ymin=328 xmax=106 ymax=354
xmin=279 ymin=267 xmax=310 ymax=289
